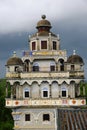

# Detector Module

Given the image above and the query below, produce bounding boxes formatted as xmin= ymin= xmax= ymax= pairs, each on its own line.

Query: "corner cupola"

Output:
xmin=6 ymin=52 xmax=23 ymax=74
xmin=7 ymin=51 xmax=23 ymax=66
xmin=67 ymin=50 xmax=84 ymax=64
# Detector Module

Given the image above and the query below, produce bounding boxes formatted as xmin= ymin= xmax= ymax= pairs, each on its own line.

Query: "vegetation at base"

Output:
xmin=80 ymin=82 xmax=87 ymax=104
xmin=0 ymin=79 xmax=13 ymax=130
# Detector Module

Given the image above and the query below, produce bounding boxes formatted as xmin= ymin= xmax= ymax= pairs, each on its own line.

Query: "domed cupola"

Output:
xmin=7 ymin=52 xmax=23 ymax=66
xmin=6 ymin=51 xmax=23 ymax=73
xmin=67 ymin=50 xmax=84 ymax=64
xmin=36 ymin=15 xmax=52 ymax=32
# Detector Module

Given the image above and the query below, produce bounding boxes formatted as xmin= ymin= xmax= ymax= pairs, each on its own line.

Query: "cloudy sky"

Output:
xmin=0 ymin=0 xmax=87 ymax=79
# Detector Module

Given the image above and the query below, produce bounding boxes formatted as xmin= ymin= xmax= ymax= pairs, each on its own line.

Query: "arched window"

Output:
xmin=61 ymin=84 xmax=68 ymax=98
xmin=42 ymin=88 xmax=49 ymax=98
xmin=50 ymin=62 xmax=55 ymax=71
xmin=62 ymin=87 xmax=66 ymax=97
xmin=24 ymin=60 xmax=30 ymax=72
xmin=24 ymin=88 xmax=30 ymax=98
xmin=71 ymin=65 xmax=75 ymax=71
xmin=33 ymin=63 xmax=39 ymax=71
xmin=58 ymin=59 xmax=64 ymax=71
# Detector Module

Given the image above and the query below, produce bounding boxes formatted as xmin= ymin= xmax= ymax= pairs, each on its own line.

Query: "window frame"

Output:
xmin=24 ymin=88 xmax=30 ymax=98
xmin=31 ymin=41 xmax=36 ymax=51
xmin=25 ymin=114 xmax=30 ymax=121
xmin=41 ymin=40 xmax=47 ymax=50
xmin=61 ymin=86 xmax=67 ymax=98
xmin=43 ymin=114 xmax=50 ymax=121
xmin=25 ymin=91 xmax=29 ymax=98
xmin=50 ymin=65 xmax=55 ymax=71
xmin=43 ymin=90 xmax=48 ymax=97
xmin=53 ymin=41 xmax=57 ymax=50
xmin=71 ymin=64 xmax=75 ymax=71
xmin=42 ymin=87 xmax=49 ymax=98
xmin=33 ymin=63 xmax=39 ymax=72
xmin=62 ymin=90 xmax=66 ymax=97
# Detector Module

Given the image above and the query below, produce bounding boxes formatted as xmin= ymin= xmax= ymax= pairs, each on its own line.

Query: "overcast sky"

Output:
xmin=0 ymin=0 xmax=87 ymax=79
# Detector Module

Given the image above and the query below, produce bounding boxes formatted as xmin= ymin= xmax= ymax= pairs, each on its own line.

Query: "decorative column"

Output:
xmin=11 ymin=86 xmax=13 ymax=99
xmin=56 ymin=61 xmax=58 ymax=71
xmin=49 ymin=84 xmax=51 ymax=98
xmin=30 ymin=84 xmax=32 ymax=98
xmin=30 ymin=62 xmax=33 ymax=72
xmin=38 ymin=83 xmax=40 ymax=98
xmin=72 ymin=85 xmax=75 ymax=98
xmin=36 ymin=33 xmax=39 ymax=50
xmin=57 ymin=34 xmax=60 ymax=50
xmin=49 ymin=33 xmax=52 ymax=50
xmin=16 ymin=85 xmax=19 ymax=99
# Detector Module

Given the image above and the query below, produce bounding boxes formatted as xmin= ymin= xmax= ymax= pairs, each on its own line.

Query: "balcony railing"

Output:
xmin=6 ymin=71 xmax=84 ymax=79
xmin=69 ymin=71 xmax=84 ymax=78
xmin=6 ymin=71 xmax=70 ymax=78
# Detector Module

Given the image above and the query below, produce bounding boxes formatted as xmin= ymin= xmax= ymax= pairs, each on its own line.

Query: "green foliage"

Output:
xmin=80 ymin=81 xmax=87 ymax=104
xmin=0 ymin=79 xmax=13 ymax=130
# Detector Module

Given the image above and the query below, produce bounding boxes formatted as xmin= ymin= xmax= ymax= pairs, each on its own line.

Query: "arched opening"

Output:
xmin=51 ymin=81 xmax=59 ymax=98
xmin=71 ymin=64 xmax=75 ymax=71
xmin=41 ymin=81 xmax=49 ymax=98
xmin=32 ymin=82 xmax=39 ymax=98
xmin=58 ymin=59 xmax=64 ymax=71
xmin=61 ymin=82 xmax=68 ymax=98
xmin=33 ymin=63 xmax=39 ymax=71
xmin=50 ymin=62 xmax=55 ymax=71
xmin=24 ymin=88 xmax=30 ymax=98
xmin=24 ymin=59 xmax=30 ymax=72
xmin=70 ymin=81 xmax=75 ymax=98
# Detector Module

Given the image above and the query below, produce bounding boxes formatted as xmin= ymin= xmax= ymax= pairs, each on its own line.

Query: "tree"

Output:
xmin=0 ymin=79 xmax=13 ymax=130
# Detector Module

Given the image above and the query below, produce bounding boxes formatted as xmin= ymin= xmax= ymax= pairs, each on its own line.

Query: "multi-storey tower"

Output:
xmin=5 ymin=15 xmax=86 ymax=130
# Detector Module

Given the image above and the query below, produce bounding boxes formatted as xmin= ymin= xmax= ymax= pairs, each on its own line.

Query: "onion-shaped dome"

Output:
xmin=67 ymin=54 xmax=84 ymax=64
xmin=36 ymin=15 xmax=52 ymax=29
xmin=6 ymin=52 xmax=23 ymax=66
xmin=30 ymin=15 xmax=57 ymax=38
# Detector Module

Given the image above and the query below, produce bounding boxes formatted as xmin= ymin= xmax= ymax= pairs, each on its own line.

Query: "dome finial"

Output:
xmin=13 ymin=51 xmax=16 ymax=57
xmin=42 ymin=15 xmax=46 ymax=19
xmin=73 ymin=50 xmax=76 ymax=55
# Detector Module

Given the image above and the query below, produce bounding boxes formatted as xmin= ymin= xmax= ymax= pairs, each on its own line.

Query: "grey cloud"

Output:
xmin=0 ymin=0 xmax=87 ymax=34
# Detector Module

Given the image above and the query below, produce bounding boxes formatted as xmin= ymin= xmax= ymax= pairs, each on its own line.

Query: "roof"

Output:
xmin=36 ymin=15 xmax=52 ymax=29
xmin=67 ymin=54 xmax=84 ymax=64
xmin=7 ymin=53 xmax=23 ymax=66
xmin=31 ymin=31 xmax=57 ymax=38
xmin=7 ymin=57 xmax=23 ymax=65
xmin=58 ymin=109 xmax=87 ymax=130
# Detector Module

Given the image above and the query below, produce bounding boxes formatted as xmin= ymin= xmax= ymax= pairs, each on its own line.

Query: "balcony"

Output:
xmin=69 ymin=71 xmax=84 ymax=78
xmin=6 ymin=71 xmax=69 ymax=79
xmin=22 ymin=50 xmax=67 ymax=57
xmin=5 ymin=98 xmax=86 ymax=108
xmin=6 ymin=71 xmax=84 ymax=79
